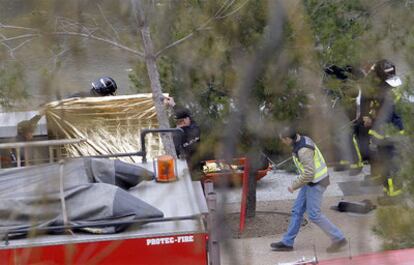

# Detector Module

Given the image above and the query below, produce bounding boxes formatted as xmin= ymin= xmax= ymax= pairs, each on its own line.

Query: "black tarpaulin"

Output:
xmin=0 ymin=158 xmax=162 ymax=237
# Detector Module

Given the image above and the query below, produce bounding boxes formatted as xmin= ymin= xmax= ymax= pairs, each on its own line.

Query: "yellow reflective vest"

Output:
xmin=292 ymin=136 xmax=328 ymax=184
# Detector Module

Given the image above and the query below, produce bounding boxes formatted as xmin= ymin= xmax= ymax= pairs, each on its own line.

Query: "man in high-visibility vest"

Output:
xmin=271 ymin=128 xmax=347 ymax=253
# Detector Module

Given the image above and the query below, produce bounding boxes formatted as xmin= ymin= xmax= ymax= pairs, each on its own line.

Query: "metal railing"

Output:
xmin=0 ymin=138 xmax=86 ymax=168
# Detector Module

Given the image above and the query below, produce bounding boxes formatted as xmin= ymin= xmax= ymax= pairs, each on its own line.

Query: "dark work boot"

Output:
xmin=326 ymin=238 xmax=347 ymax=253
xmin=377 ymin=194 xmax=402 ymax=206
xmin=361 ymin=175 xmax=382 ymax=186
xmin=270 ymin=241 xmax=293 ymax=251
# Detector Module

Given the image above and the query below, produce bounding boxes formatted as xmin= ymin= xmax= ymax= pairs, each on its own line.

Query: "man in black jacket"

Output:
xmin=173 ymin=107 xmax=201 ymax=160
xmin=164 ymin=97 xmax=201 ymax=172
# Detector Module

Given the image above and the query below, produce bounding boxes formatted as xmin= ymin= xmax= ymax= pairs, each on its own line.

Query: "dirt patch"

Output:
xmin=223 ymin=211 xmax=308 ymax=239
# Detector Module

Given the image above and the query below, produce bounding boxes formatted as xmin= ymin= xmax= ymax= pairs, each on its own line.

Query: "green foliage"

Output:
xmin=129 ymin=1 xmax=271 ymax=139
xmin=367 ymin=2 xmax=414 ymax=251
xmin=133 ymin=2 xmax=311 ymax=164
xmin=374 ymin=206 xmax=414 ymax=250
xmin=304 ymin=0 xmax=369 ymax=66
xmin=303 ymin=0 xmax=370 ymax=118
xmin=129 ymin=0 xmax=310 ymax=160
xmin=264 ymin=73 xmax=307 ymax=122
xmin=0 ymin=62 xmax=28 ymax=109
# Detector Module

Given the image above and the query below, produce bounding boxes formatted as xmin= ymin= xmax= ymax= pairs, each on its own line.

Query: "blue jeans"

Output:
xmin=282 ymin=184 xmax=345 ymax=246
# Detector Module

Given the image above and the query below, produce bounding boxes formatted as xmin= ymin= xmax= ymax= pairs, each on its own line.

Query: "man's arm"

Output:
xmin=372 ymin=90 xmax=401 ymax=131
xmin=172 ymin=128 xmax=184 ymax=157
xmin=291 ymin=148 xmax=315 ymax=191
xmin=182 ymin=124 xmax=200 ymax=154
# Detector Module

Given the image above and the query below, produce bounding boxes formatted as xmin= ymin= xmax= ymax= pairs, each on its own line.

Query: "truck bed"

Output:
xmin=0 ymin=159 xmax=210 ymax=265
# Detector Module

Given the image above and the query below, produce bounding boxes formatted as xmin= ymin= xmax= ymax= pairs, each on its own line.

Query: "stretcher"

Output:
xmin=202 ymin=157 xmax=271 ymax=185
xmin=0 ymin=159 xmax=210 ymax=265
xmin=0 ymin=128 xmax=214 ymax=265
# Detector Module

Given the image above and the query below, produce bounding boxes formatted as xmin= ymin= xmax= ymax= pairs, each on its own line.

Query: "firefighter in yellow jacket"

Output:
xmin=362 ymin=59 xmax=405 ymax=202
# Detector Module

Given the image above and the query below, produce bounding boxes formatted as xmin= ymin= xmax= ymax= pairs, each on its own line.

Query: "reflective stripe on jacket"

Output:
xmin=368 ymin=129 xmax=405 ymax=140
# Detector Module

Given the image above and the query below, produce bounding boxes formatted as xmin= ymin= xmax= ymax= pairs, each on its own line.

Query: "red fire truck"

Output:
xmin=0 ymin=128 xmax=219 ymax=265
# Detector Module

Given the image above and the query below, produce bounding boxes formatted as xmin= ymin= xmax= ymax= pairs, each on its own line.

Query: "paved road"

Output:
xmin=219 ymin=165 xmax=375 ymax=204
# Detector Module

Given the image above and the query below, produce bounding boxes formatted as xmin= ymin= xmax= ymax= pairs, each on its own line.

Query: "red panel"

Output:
xmin=319 ymin=248 xmax=414 ymax=265
xmin=239 ymin=158 xmax=249 ymax=233
xmin=0 ymin=233 xmax=208 ymax=265
xmin=202 ymin=157 xmax=270 ymax=185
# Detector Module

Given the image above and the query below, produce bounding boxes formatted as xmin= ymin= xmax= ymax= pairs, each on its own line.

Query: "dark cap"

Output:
xmin=279 ymin=126 xmax=297 ymax=140
xmin=174 ymin=107 xmax=191 ymax=120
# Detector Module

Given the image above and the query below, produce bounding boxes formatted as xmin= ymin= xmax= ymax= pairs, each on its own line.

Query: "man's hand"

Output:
xmin=288 ymin=187 xmax=294 ymax=193
xmin=163 ymin=96 xmax=176 ymax=107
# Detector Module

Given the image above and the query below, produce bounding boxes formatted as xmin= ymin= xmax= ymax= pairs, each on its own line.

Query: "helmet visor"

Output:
xmin=385 ymin=76 xmax=402 ymax=87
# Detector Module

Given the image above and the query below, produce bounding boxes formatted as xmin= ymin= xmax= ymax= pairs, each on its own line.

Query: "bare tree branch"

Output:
xmin=97 ymin=4 xmax=121 ymax=41
xmin=0 ymin=23 xmax=38 ymax=32
xmin=216 ymin=0 xmax=249 ymax=19
xmin=155 ymin=27 xmax=210 ymax=58
xmin=52 ymin=31 xmax=144 ymax=58
xmin=0 ymin=31 xmax=14 ymax=57
xmin=11 ymin=38 xmax=35 ymax=53
xmin=0 ymin=29 xmax=40 ymax=57
xmin=0 ymin=42 xmax=15 ymax=58
xmin=1 ymin=18 xmax=144 ymax=61
xmin=0 ymin=33 xmax=40 ymax=42
xmin=56 ymin=17 xmax=99 ymax=35
xmin=48 ymin=47 xmax=70 ymax=70
xmin=214 ymin=0 xmax=236 ymax=17
xmin=155 ymin=0 xmax=246 ymax=57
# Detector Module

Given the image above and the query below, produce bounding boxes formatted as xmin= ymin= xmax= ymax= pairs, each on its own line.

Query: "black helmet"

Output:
xmin=324 ymin=65 xmax=349 ymax=80
xmin=91 ymin=76 xmax=117 ymax=96
xmin=374 ymin=59 xmax=396 ymax=81
xmin=324 ymin=64 xmax=366 ymax=81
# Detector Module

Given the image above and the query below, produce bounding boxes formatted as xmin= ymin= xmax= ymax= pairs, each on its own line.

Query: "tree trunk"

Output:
xmin=134 ymin=0 xmax=177 ymax=157
xmin=222 ymin=1 xmax=286 ymax=217
xmin=246 ymin=143 xmax=261 ymax=218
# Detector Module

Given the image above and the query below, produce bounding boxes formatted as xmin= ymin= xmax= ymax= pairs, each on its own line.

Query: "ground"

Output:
xmin=223 ymin=209 xmax=293 ymax=239
xmin=217 ymin=166 xmax=385 ymax=265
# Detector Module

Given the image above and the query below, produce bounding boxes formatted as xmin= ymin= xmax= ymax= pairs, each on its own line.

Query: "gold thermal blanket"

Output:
xmin=43 ymin=94 xmax=165 ymax=162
